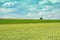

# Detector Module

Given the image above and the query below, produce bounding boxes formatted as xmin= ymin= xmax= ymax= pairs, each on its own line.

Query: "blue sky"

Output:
xmin=0 ymin=0 xmax=60 ymax=19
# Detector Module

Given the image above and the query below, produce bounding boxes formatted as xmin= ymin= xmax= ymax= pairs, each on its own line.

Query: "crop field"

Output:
xmin=0 ymin=19 xmax=60 ymax=24
xmin=0 ymin=22 xmax=60 ymax=40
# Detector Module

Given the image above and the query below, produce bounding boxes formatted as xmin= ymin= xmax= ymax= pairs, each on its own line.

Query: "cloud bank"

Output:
xmin=0 ymin=0 xmax=60 ymax=19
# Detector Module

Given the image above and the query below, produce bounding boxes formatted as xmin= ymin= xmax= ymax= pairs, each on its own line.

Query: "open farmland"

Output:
xmin=0 ymin=19 xmax=60 ymax=24
xmin=0 ymin=23 xmax=60 ymax=40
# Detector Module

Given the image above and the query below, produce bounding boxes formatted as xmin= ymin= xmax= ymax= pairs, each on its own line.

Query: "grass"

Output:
xmin=0 ymin=19 xmax=60 ymax=40
xmin=0 ymin=19 xmax=60 ymax=24
xmin=0 ymin=23 xmax=60 ymax=40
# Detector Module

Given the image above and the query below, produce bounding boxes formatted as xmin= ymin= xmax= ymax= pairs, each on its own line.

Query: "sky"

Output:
xmin=0 ymin=0 xmax=60 ymax=19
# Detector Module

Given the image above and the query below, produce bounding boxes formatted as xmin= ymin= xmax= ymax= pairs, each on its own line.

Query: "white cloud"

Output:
xmin=42 ymin=6 xmax=55 ymax=11
xmin=39 ymin=0 xmax=60 ymax=5
xmin=38 ymin=8 xmax=60 ymax=19
xmin=27 ymin=13 xmax=34 ymax=17
xmin=2 ymin=2 xmax=15 ymax=7
xmin=0 ymin=0 xmax=7 ymax=2
xmin=27 ymin=5 xmax=60 ymax=19
xmin=39 ymin=0 xmax=48 ymax=5
xmin=0 ymin=8 xmax=16 ymax=13
xmin=38 ymin=12 xmax=45 ymax=16
xmin=28 ymin=5 xmax=37 ymax=11
xmin=42 ymin=7 xmax=49 ymax=11
xmin=50 ymin=0 xmax=60 ymax=3
xmin=0 ymin=14 xmax=20 ymax=18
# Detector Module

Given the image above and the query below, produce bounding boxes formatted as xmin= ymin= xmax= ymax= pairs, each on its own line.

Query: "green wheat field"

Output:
xmin=0 ymin=19 xmax=60 ymax=40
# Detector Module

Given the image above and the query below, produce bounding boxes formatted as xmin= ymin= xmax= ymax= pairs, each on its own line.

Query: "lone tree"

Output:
xmin=40 ymin=17 xmax=43 ymax=20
